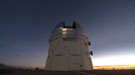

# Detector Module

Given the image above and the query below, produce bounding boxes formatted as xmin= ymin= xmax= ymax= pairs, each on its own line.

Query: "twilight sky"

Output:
xmin=0 ymin=0 xmax=135 ymax=68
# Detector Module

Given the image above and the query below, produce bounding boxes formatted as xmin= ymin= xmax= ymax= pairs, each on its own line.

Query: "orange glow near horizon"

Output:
xmin=30 ymin=64 xmax=135 ymax=70
xmin=94 ymin=65 xmax=135 ymax=70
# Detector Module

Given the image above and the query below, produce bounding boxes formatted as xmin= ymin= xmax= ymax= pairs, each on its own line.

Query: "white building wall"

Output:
xmin=45 ymin=34 xmax=93 ymax=70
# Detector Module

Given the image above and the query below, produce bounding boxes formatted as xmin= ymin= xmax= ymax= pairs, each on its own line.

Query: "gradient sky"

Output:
xmin=0 ymin=0 xmax=135 ymax=68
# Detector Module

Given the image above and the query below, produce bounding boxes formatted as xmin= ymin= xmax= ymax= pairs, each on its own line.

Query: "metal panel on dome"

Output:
xmin=62 ymin=28 xmax=78 ymax=38
xmin=51 ymin=21 xmax=85 ymax=38
xmin=51 ymin=22 xmax=63 ymax=36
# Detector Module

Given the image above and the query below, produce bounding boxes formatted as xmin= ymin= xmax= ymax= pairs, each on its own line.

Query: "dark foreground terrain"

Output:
xmin=0 ymin=70 xmax=135 ymax=75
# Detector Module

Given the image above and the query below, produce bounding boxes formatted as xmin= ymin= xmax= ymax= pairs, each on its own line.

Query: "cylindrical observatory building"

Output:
xmin=45 ymin=21 xmax=93 ymax=71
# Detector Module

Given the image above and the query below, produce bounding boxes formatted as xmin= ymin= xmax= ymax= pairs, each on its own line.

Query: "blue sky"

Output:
xmin=0 ymin=0 xmax=135 ymax=68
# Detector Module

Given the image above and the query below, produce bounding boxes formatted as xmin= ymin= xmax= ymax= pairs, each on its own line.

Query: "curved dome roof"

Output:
xmin=51 ymin=21 xmax=84 ymax=38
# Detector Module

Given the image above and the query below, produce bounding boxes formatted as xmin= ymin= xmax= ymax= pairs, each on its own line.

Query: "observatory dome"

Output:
xmin=46 ymin=21 xmax=93 ymax=70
